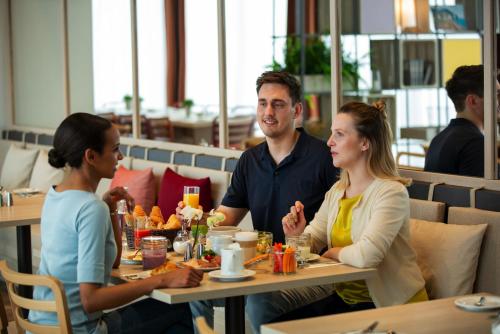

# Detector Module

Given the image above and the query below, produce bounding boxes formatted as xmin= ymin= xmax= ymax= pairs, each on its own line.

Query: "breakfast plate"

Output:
xmin=12 ymin=188 xmax=41 ymax=196
xmin=120 ymin=250 xmax=144 ymax=265
xmin=208 ymin=269 xmax=256 ymax=282
xmin=177 ymin=260 xmax=220 ymax=272
xmin=304 ymin=253 xmax=321 ymax=262
xmin=454 ymin=296 xmax=500 ymax=311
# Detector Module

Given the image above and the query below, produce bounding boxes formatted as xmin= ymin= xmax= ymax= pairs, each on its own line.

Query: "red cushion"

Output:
xmin=158 ymin=168 xmax=213 ymax=217
xmin=110 ymin=165 xmax=156 ymax=214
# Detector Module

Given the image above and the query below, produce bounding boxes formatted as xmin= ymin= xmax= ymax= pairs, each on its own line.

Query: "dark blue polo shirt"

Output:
xmin=424 ymin=118 xmax=484 ymax=177
xmin=222 ymin=128 xmax=339 ymax=243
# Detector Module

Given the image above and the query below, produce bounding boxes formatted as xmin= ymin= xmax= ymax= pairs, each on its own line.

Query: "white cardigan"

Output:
xmin=304 ymin=178 xmax=425 ymax=307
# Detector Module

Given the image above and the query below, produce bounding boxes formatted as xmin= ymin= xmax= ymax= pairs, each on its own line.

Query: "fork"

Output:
xmin=360 ymin=321 xmax=379 ymax=333
xmin=475 ymin=296 xmax=486 ymax=307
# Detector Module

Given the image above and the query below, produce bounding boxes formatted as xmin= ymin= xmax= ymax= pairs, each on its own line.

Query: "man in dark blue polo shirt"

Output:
xmin=189 ymin=71 xmax=338 ymax=334
xmin=425 ymin=65 xmax=500 ymax=177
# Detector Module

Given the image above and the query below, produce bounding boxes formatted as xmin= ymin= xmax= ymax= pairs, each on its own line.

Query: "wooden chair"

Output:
xmin=212 ymin=116 xmax=255 ymax=149
xmin=0 ymin=260 xmax=72 ymax=334
xmin=147 ymin=117 xmax=174 ymax=141
xmin=396 ymin=151 xmax=425 ymax=171
xmin=195 ymin=316 xmax=216 ymax=334
xmin=116 ymin=115 xmax=150 ymax=138
xmin=0 ymin=290 xmax=9 ymax=334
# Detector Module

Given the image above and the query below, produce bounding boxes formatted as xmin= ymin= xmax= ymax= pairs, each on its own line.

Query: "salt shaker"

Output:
xmin=184 ymin=242 xmax=193 ymax=261
xmin=5 ymin=192 xmax=13 ymax=207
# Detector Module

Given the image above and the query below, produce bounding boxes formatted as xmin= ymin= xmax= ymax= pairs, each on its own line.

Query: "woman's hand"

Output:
xmin=322 ymin=247 xmax=342 ymax=261
xmin=155 ymin=268 xmax=204 ymax=288
xmin=103 ymin=187 xmax=134 ymax=212
xmin=282 ymin=201 xmax=306 ymax=236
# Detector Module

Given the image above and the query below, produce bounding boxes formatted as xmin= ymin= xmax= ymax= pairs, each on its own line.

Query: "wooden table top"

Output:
xmin=0 ymin=194 xmax=44 ymax=227
xmin=112 ymin=255 xmax=376 ymax=304
xmin=261 ymin=293 xmax=498 ymax=334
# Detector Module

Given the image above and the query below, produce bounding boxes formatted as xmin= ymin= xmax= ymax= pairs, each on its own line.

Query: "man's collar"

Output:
xmin=259 ymin=128 xmax=308 ymax=161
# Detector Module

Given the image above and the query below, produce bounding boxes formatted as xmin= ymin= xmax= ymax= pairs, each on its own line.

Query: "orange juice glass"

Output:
xmin=183 ymin=186 xmax=200 ymax=208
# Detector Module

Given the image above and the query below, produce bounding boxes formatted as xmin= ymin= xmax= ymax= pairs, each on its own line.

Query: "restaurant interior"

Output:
xmin=0 ymin=0 xmax=500 ymax=333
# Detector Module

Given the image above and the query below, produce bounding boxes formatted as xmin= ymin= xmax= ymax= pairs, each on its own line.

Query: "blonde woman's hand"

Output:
xmin=282 ymin=201 xmax=306 ymax=236
xmin=103 ymin=186 xmax=134 ymax=212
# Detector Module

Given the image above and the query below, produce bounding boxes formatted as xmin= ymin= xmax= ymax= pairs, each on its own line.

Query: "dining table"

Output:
xmin=261 ymin=293 xmax=498 ymax=334
xmin=0 ymin=193 xmax=44 ymax=298
xmin=112 ymin=254 xmax=376 ymax=334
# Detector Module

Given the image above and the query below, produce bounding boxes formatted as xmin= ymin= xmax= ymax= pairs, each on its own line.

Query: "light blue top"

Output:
xmin=29 ymin=187 xmax=116 ymax=333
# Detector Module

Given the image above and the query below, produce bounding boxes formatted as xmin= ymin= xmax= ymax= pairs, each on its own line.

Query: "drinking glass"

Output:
xmin=256 ymin=231 xmax=273 ymax=255
xmin=183 ymin=186 xmax=200 ymax=208
xmin=298 ymin=233 xmax=312 ymax=261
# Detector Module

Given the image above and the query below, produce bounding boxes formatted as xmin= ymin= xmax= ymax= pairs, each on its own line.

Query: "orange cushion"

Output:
xmin=110 ymin=165 xmax=156 ymax=214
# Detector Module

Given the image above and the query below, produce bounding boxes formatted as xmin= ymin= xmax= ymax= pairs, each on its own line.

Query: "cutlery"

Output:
xmin=360 ymin=321 xmax=378 ymax=333
xmin=475 ymin=296 xmax=486 ymax=307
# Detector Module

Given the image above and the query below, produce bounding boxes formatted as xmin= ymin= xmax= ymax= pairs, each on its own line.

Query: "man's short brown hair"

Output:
xmin=256 ymin=71 xmax=301 ymax=105
xmin=445 ymin=65 xmax=484 ymax=112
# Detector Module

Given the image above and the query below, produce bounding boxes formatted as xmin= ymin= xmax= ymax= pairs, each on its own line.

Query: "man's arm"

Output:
xmin=216 ymin=205 xmax=248 ymax=226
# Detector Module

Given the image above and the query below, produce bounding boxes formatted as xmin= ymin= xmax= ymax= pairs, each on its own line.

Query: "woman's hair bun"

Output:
xmin=372 ymin=100 xmax=387 ymax=119
xmin=48 ymin=148 xmax=66 ymax=169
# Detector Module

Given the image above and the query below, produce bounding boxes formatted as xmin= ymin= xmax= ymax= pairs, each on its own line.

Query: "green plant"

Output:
xmin=123 ymin=95 xmax=143 ymax=109
xmin=270 ymin=36 xmax=361 ymax=90
xmin=182 ymin=99 xmax=194 ymax=108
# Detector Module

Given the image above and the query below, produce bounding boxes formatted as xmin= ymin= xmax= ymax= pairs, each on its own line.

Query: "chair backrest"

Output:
xmin=396 ymin=151 xmax=425 ymax=171
xmin=409 ymin=198 xmax=445 ymax=222
xmin=212 ymin=116 xmax=255 ymax=149
xmin=147 ymin=117 xmax=174 ymax=141
xmin=117 ymin=115 xmax=151 ymax=138
xmin=0 ymin=261 xmax=72 ymax=334
xmin=195 ymin=316 xmax=216 ymax=334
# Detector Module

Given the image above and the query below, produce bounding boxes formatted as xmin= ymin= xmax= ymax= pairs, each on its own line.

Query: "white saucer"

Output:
xmin=208 ymin=269 xmax=256 ymax=282
xmin=12 ymin=188 xmax=41 ymax=195
xmin=454 ymin=296 xmax=500 ymax=311
xmin=305 ymin=253 xmax=321 ymax=262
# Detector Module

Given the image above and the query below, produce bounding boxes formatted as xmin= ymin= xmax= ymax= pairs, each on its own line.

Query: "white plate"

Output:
xmin=305 ymin=253 xmax=321 ymax=262
xmin=208 ymin=269 xmax=256 ymax=282
xmin=12 ymin=188 xmax=41 ymax=195
xmin=121 ymin=270 xmax=151 ymax=280
xmin=454 ymin=296 xmax=500 ymax=311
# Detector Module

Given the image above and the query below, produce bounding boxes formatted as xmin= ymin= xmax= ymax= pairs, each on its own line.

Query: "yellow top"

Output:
xmin=331 ymin=194 xmax=428 ymax=305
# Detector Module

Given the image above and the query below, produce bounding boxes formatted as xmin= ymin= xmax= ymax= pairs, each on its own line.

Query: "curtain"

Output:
xmin=165 ymin=0 xmax=186 ymax=107
xmin=287 ymin=0 xmax=317 ymax=35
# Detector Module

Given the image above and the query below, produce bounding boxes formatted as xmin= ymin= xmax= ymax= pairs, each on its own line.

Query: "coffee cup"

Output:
xmin=221 ymin=244 xmax=244 ymax=276
xmin=234 ymin=231 xmax=257 ymax=262
xmin=208 ymin=235 xmax=233 ymax=255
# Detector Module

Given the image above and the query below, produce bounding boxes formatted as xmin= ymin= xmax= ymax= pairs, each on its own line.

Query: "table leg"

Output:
xmin=16 ymin=225 xmax=33 ymax=301
xmin=225 ymin=296 xmax=245 ymax=334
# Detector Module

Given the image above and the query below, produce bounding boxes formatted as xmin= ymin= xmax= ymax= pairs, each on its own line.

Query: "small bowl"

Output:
xmin=207 ymin=226 xmax=241 ymax=238
xmin=151 ymin=228 xmax=180 ymax=249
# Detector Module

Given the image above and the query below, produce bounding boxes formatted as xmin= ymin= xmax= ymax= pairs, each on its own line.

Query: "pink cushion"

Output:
xmin=110 ymin=165 xmax=156 ymax=214
xmin=158 ymin=168 xmax=213 ymax=217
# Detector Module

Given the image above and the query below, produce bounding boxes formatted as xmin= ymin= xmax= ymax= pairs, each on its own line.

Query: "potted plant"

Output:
xmin=182 ymin=99 xmax=195 ymax=118
xmin=270 ymin=36 xmax=361 ymax=93
xmin=123 ymin=95 xmax=143 ymax=110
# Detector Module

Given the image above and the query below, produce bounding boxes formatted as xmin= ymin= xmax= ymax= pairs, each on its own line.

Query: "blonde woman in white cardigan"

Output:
xmin=282 ymin=101 xmax=427 ymax=312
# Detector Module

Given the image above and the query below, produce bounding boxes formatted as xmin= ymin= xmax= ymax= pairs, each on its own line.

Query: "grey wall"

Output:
xmin=0 ymin=0 xmax=11 ymax=129
xmin=2 ymin=0 xmax=93 ymax=130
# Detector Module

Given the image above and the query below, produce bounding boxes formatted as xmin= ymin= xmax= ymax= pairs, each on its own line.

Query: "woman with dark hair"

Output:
xmin=29 ymin=113 xmax=203 ymax=333
xmin=282 ymin=101 xmax=427 ymax=313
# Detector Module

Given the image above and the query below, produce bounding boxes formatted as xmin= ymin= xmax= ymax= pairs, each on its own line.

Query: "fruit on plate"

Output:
xmin=151 ymin=261 xmax=178 ymax=276
xmin=150 ymin=206 xmax=165 ymax=228
xmin=164 ymin=214 xmax=181 ymax=230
